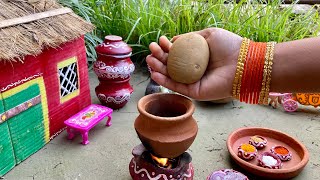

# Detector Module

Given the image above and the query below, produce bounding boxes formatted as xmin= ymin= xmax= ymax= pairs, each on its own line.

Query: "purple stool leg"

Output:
xmin=106 ymin=115 xmax=112 ymax=126
xmin=81 ymin=131 xmax=90 ymax=145
xmin=67 ymin=127 xmax=75 ymax=140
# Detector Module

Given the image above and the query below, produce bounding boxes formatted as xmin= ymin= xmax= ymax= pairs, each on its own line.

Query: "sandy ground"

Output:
xmin=3 ymin=68 xmax=320 ymax=180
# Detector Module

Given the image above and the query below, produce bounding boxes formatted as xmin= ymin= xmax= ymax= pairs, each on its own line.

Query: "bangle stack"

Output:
xmin=232 ymin=38 xmax=276 ymax=105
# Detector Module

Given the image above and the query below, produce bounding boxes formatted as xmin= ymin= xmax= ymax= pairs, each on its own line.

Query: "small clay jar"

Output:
xmin=134 ymin=93 xmax=198 ymax=158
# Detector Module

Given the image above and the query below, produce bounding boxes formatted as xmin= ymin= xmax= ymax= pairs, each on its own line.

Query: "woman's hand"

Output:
xmin=146 ymin=28 xmax=243 ymax=100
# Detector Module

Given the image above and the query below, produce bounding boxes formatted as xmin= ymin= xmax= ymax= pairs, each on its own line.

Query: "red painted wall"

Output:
xmin=0 ymin=37 xmax=91 ymax=138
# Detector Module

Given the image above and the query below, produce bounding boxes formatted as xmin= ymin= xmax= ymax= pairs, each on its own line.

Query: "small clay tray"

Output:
xmin=227 ymin=127 xmax=309 ymax=179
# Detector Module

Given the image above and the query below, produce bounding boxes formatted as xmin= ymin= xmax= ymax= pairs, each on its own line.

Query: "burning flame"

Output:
xmin=151 ymin=154 xmax=170 ymax=167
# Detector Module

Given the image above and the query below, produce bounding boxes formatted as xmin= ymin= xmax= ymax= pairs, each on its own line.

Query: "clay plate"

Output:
xmin=227 ymin=127 xmax=309 ymax=179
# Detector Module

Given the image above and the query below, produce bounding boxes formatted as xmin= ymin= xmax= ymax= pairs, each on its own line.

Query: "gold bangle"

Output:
xmin=232 ymin=38 xmax=250 ymax=99
xmin=263 ymin=42 xmax=276 ymax=105
xmin=259 ymin=42 xmax=271 ymax=104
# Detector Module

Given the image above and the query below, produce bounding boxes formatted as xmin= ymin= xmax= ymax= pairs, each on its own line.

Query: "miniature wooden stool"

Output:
xmin=64 ymin=104 xmax=113 ymax=145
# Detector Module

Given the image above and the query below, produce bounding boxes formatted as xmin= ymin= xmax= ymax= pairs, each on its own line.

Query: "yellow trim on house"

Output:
xmin=2 ymin=77 xmax=50 ymax=143
xmin=57 ymin=57 xmax=80 ymax=104
xmin=57 ymin=57 xmax=77 ymax=69
xmin=60 ymin=89 xmax=80 ymax=103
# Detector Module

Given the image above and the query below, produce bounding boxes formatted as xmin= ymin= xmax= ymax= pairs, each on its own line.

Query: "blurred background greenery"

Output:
xmin=59 ymin=0 xmax=320 ymax=66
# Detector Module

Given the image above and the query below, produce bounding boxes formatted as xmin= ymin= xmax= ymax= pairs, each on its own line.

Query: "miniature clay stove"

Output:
xmin=206 ymin=169 xmax=248 ymax=180
xmin=258 ymin=152 xmax=282 ymax=169
xmin=129 ymin=144 xmax=194 ymax=180
xmin=271 ymin=145 xmax=292 ymax=161
xmin=238 ymin=144 xmax=257 ymax=161
xmin=249 ymin=135 xmax=267 ymax=149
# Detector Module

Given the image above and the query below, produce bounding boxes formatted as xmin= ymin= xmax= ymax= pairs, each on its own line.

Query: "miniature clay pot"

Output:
xmin=134 ymin=93 xmax=198 ymax=158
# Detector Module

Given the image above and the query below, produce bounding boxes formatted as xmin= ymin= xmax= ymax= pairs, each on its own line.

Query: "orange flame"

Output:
xmin=151 ymin=154 xmax=170 ymax=167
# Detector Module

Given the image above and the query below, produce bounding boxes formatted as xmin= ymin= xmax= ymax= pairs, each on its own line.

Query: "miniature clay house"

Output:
xmin=0 ymin=0 xmax=94 ymax=175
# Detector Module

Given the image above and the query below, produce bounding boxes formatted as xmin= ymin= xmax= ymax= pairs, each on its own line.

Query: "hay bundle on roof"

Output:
xmin=0 ymin=0 xmax=94 ymax=61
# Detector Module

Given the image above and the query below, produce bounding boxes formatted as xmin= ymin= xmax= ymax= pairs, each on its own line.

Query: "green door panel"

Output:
xmin=3 ymin=84 xmax=46 ymax=164
xmin=8 ymin=104 xmax=46 ymax=163
xmin=0 ymin=97 xmax=15 ymax=176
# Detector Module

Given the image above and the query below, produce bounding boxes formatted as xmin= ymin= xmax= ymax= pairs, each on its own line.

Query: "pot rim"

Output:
xmin=137 ymin=93 xmax=195 ymax=121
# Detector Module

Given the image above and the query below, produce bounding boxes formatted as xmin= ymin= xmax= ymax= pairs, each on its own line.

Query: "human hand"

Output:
xmin=146 ymin=28 xmax=243 ymax=100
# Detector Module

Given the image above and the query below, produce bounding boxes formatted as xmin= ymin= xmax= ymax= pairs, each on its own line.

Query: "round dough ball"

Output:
xmin=167 ymin=33 xmax=209 ymax=84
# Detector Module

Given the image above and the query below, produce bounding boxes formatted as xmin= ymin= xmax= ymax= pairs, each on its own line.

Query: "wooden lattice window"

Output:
xmin=58 ymin=57 xmax=80 ymax=103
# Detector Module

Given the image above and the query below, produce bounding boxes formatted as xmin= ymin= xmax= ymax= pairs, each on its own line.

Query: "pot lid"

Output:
xmin=95 ymin=35 xmax=132 ymax=56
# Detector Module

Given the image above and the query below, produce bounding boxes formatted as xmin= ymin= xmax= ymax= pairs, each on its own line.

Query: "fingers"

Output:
xmin=151 ymin=72 xmax=191 ymax=96
xmin=149 ymin=42 xmax=168 ymax=64
xmin=159 ymin=36 xmax=171 ymax=53
xmin=146 ymin=55 xmax=168 ymax=76
xmin=172 ymin=28 xmax=218 ymax=42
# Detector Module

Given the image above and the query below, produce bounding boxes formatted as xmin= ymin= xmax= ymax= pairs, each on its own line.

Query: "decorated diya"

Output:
xmin=271 ymin=145 xmax=292 ymax=161
xmin=206 ymin=169 xmax=249 ymax=180
xmin=249 ymin=135 xmax=267 ymax=149
xmin=238 ymin=143 xmax=257 ymax=161
xmin=258 ymin=152 xmax=282 ymax=169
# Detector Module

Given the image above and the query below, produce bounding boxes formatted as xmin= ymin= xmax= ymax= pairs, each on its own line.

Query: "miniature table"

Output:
xmin=64 ymin=104 xmax=113 ymax=145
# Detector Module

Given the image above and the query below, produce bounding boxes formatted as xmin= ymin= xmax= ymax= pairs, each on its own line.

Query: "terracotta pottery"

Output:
xmin=227 ymin=127 xmax=309 ymax=179
xmin=134 ymin=93 xmax=198 ymax=158
xmin=94 ymin=35 xmax=134 ymax=109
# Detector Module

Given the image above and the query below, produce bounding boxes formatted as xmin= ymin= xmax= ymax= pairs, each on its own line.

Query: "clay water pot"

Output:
xmin=134 ymin=93 xmax=198 ymax=158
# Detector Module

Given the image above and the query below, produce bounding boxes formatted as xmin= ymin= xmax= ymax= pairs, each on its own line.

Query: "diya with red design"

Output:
xmin=206 ymin=169 xmax=248 ymax=180
xmin=130 ymin=93 xmax=198 ymax=180
xmin=249 ymin=135 xmax=267 ymax=149
xmin=258 ymin=152 xmax=282 ymax=169
xmin=271 ymin=145 xmax=292 ymax=161
xmin=238 ymin=143 xmax=257 ymax=161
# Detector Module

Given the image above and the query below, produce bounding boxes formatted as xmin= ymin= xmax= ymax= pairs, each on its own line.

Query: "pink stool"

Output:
xmin=64 ymin=104 xmax=113 ymax=145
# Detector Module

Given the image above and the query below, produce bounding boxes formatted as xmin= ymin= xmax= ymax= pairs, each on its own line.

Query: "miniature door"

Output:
xmin=0 ymin=98 xmax=15 ymax=176
xmin=1 ymin=77 xmax=49 ymax=164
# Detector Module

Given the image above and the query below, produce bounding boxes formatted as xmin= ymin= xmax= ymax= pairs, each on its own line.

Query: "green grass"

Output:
xmin=59 ymin=0 xmax=320 ymax=64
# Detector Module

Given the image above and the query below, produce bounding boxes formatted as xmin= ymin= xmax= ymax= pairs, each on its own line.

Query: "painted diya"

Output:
xmin=271 ymin=145 xmax=292 ymax=161
xmin=238 ymin=144 xmax=257 ymax=161
xmin=206 ymin=169 xmax=249 ymax=180
xmin=249 ymin=135 xmax=267 ymax=149
xmin=258 ymin=152 xmax=282 ymax=169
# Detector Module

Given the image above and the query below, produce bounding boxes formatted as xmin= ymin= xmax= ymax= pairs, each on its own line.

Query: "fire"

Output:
xmin=151 ymin=154 xmax=170 ymax=168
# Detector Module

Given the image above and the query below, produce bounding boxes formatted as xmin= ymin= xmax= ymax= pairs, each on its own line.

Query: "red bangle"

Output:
xmin=250 ymin=42 xmax=262 ymax=104
xmin=254 ymin=42 xmax=267 ymax=104
xmin=240 ymin=41 xmax=254 ymax=102
xmin=247 ymin=42 xmax=259 ymax=103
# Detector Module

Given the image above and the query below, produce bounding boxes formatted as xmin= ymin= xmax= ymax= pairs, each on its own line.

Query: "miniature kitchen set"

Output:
xmin=0 ymin=1 xmax=311 ymax=177
xmin=89 ymin=35 xmax=309 ymax=179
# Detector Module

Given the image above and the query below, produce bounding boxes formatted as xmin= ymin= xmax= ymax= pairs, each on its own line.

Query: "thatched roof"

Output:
xmin=0 ymin=0 xmax=94 ymax=61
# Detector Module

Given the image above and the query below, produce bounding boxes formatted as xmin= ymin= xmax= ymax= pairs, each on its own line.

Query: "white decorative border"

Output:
xmin=94 ymin=61 xmax=135 ymax=79
xmin=1 ymin=73 xmax=43 ymax=92
xmin=101 ymin=43 xmax=127 ymax=49
xmin=130 ymin=159 xmax=193 ymax=180
xmin=98 ymin=93 xmax=131 ymax=104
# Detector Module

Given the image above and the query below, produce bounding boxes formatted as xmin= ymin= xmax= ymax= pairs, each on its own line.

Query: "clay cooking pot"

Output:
xmin=134 ymin=93 xmax=198 ymax=158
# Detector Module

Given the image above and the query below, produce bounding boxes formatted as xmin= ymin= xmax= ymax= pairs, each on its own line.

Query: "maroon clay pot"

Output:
xmin=94 ymin=35 xmax=135 ymax=109
xmin=95 ymin=80 xmax=133 ymax=110
xmin=134 ymin=93 xmax=198 ymax=158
